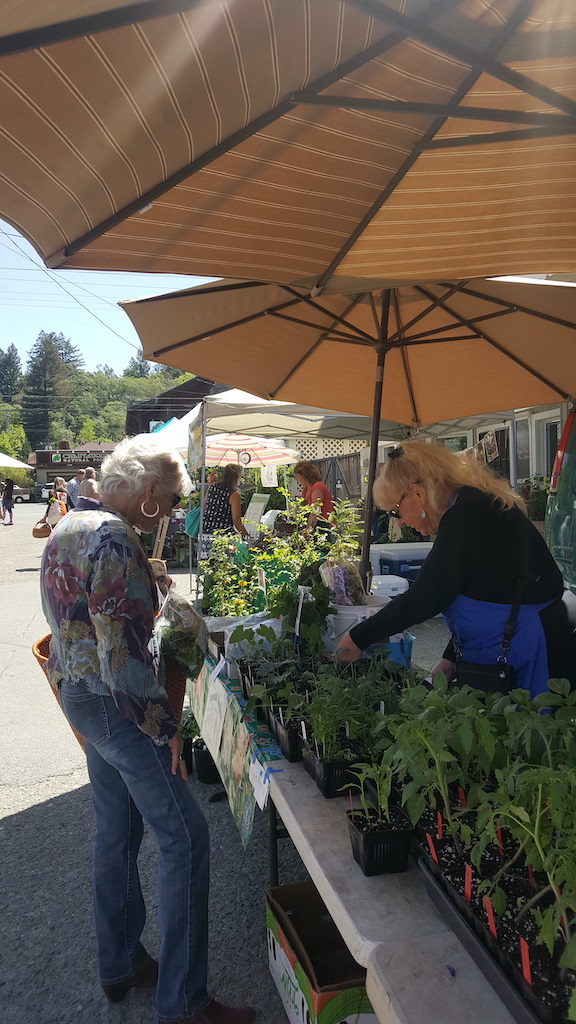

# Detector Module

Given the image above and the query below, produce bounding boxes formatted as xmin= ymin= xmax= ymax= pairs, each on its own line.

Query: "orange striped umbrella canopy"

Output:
xmin=120 ymin=276 xmax=576 ymax=427
xmin=204 ymin=434 xmax=301 ymax=467
xmin=1 ymin=1 xmax=576 ymax=287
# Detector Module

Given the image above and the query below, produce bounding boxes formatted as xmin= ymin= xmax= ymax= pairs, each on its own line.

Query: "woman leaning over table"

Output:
xmin=40 ymin=434 xmax=254 ymax=1024
xmin=336 ymin=441 xmax=576 ymax=696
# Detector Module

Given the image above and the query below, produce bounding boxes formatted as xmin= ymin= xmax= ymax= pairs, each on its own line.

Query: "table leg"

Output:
xmin=268 ymin=798 xmax=279 ymax=887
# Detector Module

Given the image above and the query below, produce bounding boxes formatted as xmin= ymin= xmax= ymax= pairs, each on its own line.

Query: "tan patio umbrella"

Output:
xmin=119 ymin=274 xmax=576 ymax=577
xmin=1 ymin=0 xmax=576 ymax=286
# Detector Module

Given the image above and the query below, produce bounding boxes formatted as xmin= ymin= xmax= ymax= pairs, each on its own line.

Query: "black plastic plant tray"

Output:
xmin=418 ymin=857 xmax=546 ymax=1024
xmin=270 ymin=714 xmax=303 ymax=763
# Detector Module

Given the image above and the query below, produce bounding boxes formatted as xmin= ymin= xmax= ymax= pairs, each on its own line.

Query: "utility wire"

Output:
xmin=0 ymin=229 xmax=140 ymax=351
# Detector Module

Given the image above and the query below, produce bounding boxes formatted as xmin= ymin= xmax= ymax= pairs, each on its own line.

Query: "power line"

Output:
xmin=0 ymin=229 xmax=140 ymax=351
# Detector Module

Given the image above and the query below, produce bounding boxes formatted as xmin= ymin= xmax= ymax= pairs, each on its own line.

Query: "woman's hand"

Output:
xmin=335 ymin=632 xmax=362 ymax=664
xmin=432 ymin=658 xmax=456 ymax=683
xmin=168 ymin=729 xmax=187 ymax=780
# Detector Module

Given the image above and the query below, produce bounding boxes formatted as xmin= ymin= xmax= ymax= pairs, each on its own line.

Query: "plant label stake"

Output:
xmin=426 ymin=833 xmax=439 ymax=863
xmin=436 ymin=811 xmax=443 ymax=841
xmin=379 ymin=700 xmax=386 ymax=715
xmin=458 ymin=787 xmax=467 ymax=808
xmin=278 ymin=706 xmax=284 ymax=727
xmin=496 ymin=824 xmax=504 ymax=857
xmin=301 ymin=720 xmax=307 ymax=742
xmin=464 ymin=864 xmax=473 ymax=904
xmin=519 ymin=938 xmax=532 ymax=986
xmin=527 ymin=864 xmax=534 ymax=889
xmin=484 ymin=897 xmax=497 ymax=940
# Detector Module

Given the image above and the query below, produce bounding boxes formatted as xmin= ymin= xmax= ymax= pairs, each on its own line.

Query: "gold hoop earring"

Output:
xmin=140 ymin=499 xmax=160 ymax=518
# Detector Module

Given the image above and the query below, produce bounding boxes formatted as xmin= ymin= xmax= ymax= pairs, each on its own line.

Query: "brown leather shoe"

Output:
xmin=102 ymin=955 xmax=158 ymax=1002
xmin=160 ymin=998 xmax=256 ymax=1024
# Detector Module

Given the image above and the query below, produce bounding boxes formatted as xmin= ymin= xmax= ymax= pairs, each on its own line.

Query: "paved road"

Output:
xmin=0 ymin=503 xmax=448 ymax=1024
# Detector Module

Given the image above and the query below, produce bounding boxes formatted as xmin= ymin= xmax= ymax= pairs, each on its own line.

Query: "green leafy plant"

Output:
xmin=179 ymin=707 xmax=199 ymax=740
xmin=519 ymin=475 xmax=550 ymax=521
xmin=348 ymin=755 xmax=394 ymax=824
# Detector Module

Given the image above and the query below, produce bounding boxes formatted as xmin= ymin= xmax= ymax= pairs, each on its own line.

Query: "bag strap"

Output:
xmin=452 ymin=534 xmax=540 ymax=662
xmin=500 ymin=534 xmax=542 ymax=658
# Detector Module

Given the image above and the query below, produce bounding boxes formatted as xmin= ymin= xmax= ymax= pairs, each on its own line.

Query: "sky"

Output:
xmin=0 ymin=218 xmax=216 ymax=376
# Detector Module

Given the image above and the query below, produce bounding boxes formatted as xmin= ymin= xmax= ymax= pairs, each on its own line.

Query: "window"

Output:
xmin=515 ymin=419 xmax=530 ymax=480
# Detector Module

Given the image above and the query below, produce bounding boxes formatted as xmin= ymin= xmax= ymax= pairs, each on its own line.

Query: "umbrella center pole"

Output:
xmin=359 ymin=341 xmax=388 ymax=592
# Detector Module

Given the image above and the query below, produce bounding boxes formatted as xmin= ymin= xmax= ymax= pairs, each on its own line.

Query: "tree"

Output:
xmin=51 ymin=331 xmax=85 ymax=370
xmin=0 ymin=424 xmax=29 ymax=459
xmin=0 ymin=344 xmax=22 ymax=403
xmin=123 ymin=354 xmax=151 ymax=378
xmin=21 ymin=333 xmax=69 ymax=450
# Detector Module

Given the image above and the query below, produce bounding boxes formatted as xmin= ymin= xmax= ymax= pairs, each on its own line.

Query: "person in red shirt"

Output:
xmin=293 ymin=460 xmax=334 ymax=536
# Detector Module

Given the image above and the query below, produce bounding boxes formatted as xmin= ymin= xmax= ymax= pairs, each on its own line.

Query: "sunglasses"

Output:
xmin=388 ymin=495 xmax=406 ymax=519
xmin=171 ymin=494 xmax=181 ymax=508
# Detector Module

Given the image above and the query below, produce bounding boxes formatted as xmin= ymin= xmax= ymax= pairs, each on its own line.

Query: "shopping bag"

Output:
xmin=185 ymin=506 xmax=201 ymax=537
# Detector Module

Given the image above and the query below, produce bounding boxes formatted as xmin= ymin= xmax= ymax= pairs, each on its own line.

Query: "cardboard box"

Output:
xmin=266 ymin=880 xmax=376 ymax=1024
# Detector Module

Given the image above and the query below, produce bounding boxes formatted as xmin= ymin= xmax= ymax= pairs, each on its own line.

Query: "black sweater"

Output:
xmin=350 ymin=487 xmax=575 ymax=681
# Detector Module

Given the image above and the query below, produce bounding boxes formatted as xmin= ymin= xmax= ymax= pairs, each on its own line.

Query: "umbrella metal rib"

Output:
xmin=56 ymin=4 xmax=441 ymax=262
xmin=415 ymin=284 xmax=571 ymax=401
xmin=314 ymin=0 xmax=532 ymax=293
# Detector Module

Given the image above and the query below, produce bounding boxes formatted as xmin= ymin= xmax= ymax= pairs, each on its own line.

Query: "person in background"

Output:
xmin=78 ymin=465 xmax=99 ymax=500
xmin=336 ymin=440 xmax=576 ymax=697
xmin=41 ymin=476 xmax=69 ymax=527
xmin=293 ymin=460 xmax=334 ymax=536
xmin=201 ymin=464 xmax=248 ymax=558
xmin=66 ymin=467 xmax=85 ymax=509
xmin=40 ymin=434 xmax=254 ymax=1024
xmin=1 ymin=477 xmax=14 ymax=525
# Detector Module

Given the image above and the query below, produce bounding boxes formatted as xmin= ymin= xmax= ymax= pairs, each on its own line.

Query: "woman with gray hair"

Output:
xmin=40 ymin=434 xmax=254 ymax=1024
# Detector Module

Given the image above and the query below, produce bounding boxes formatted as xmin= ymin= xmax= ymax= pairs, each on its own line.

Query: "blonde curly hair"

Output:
xmin=374 ymin=440 xmax=525 ymax=533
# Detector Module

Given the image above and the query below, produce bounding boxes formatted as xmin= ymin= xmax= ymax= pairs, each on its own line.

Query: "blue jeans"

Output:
xmin=59 ymin=682 xmax=210 ymax=1022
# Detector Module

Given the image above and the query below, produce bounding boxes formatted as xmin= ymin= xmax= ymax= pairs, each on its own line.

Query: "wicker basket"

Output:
xmin=32 ymin=521 xmax=51 ymax=539
xmin=32 ymin=637 xmax=187 ymax=747
xmin=32 ymin=635 xmax=84 ymax=749
xmin=163 ymin=655 xmax=187 ymax=723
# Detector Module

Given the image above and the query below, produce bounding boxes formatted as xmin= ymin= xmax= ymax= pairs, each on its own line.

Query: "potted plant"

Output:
xmin=519 ymin=476 xmax=550 ymax=532
xmin=179 ymin=707 xmax=198 ymax=773
xmin=346 ymin=756 xmax=414 ymax=875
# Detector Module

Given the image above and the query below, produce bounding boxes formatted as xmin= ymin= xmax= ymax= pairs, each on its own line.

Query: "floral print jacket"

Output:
xmin=41 ymin=504 xmax=176 ymax=745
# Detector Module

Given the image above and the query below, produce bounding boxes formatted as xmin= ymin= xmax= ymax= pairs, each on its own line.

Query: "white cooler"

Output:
xmin=370 ymin=574 xmax=409 ymax=598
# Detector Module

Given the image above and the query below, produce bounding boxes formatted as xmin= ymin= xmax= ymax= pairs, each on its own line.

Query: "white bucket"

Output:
xmin=324 ymin=595 xmax=390 ymax=652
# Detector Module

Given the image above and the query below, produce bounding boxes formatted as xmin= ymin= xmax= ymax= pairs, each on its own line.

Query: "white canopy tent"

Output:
xmin=155 ymin=389 xmax=516 ymax=446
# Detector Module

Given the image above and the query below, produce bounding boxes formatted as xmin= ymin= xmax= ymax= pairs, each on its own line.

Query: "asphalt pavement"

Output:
xmin=0 ymin=503 xmax=449 ymax=1024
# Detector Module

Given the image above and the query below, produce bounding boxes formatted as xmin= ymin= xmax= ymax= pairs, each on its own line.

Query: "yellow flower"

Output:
xmin=61 ymin=620 xmax=90 ymax=644
xmin=140 ymin=702 xmax=169 ymax=738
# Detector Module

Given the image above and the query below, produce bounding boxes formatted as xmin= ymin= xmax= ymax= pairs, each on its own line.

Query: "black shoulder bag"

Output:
xmin=453 ymin=548 xmax=539 ymax=694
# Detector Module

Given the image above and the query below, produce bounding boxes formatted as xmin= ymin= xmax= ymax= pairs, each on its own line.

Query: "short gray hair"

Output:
xmin=100 ymin=434 xmax=191 ymax=503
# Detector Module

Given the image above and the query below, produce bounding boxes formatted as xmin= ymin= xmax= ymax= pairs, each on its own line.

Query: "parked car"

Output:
xmin=12 ymin=485 xmax=31 ymax=503
xmin=544 ymin=406 xmax=576 ymax=594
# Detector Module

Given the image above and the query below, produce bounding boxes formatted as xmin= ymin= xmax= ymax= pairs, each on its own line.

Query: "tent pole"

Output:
xmin=359 ymin=291 xmax=390 ymax=590
xmin=360 ymin=342 xmax=388 ymax=589
xmin=193 ymin=401 xmax=207 ymax=605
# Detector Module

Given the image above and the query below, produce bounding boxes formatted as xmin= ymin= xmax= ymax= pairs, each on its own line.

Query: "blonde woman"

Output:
xmin=337 ymin=441 xmax=575 ymax=696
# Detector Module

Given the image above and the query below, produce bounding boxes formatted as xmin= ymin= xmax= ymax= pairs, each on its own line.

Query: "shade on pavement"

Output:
xmin=1 ymin=1 xmax=576 ymax=286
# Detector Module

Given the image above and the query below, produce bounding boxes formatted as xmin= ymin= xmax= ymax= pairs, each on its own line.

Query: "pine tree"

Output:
xmin=21 ymin=333 xmax=69 ymax=450
xmin=51 ymin=331 xmax=85 ymax=370
xmin=123 ymin=354 xmax=151 ymax=378
xmin=0 ymin=344 xmax=22 ymax=402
